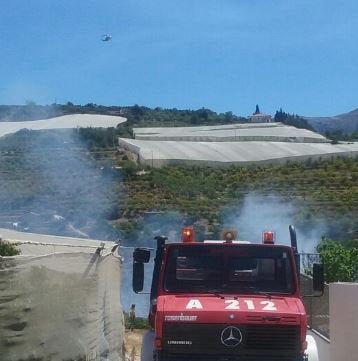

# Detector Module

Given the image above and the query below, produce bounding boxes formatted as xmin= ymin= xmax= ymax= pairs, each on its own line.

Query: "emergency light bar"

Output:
xmin=182 ymin=226 xmax=195 ymax=243
xmin=222 ymin=229 xmax=237 ymax=243
xmin=262 ymin=230 xmax=275 ymax=244
xmin=204 ymin=240 xmax=251 ymax=244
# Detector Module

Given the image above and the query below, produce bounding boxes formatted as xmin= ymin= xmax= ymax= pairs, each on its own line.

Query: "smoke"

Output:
xmin=0 ymin=127 xmax=120 ymax=240
xmin=0 ymin=121 xmax=186 ymax=316
xmin=223 ymin=192 xmax=328 ymax=253
xmin=120 ymin=212 xmax=186 ymax=316
xmin=120 ymin=195 xmax=330 ymax=316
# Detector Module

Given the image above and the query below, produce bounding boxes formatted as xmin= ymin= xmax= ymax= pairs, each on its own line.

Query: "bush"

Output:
xmin=0 ymin=240 xmax=21 ymax=256
xmin=316 ymin=239 xmax=358 ymax=282
xmin=124 ymin=313 xmax=150 ymax=329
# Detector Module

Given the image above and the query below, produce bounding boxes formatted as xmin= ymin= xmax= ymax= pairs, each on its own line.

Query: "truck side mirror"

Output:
xmin=312 ymin=263 xmax=324 ymax=294
xmin=133 ymin=248 xmax=151 ymax=263
xmin=133 ymin=262 xmax=144 ymax=293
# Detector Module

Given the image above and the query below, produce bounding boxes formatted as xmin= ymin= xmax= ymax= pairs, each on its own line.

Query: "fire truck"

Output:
xmin=132 ymin=226 xmax=323 ymax=361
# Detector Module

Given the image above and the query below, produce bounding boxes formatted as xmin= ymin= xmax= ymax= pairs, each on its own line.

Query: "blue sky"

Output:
xmin=0 ymin=0 xmax=357 ymax=116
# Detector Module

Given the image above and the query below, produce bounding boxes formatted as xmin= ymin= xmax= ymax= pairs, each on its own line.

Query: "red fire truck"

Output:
xmin=132 ymin=225 xmax=323 ymax=361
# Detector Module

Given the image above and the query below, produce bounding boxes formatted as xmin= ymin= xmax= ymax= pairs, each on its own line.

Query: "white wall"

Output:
xmin=329 ymin=283 xmax=358 ymax=361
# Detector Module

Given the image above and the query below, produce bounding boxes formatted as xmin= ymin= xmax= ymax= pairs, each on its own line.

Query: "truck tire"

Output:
xmin=305 ymin=334 xmax=319 ymax=361
xmin=141 ymin=330 xmax=155 ymax=361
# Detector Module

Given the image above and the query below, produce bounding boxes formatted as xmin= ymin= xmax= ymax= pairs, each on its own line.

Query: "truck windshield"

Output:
xmin=164 ymin=245 xmax=295 ymax=295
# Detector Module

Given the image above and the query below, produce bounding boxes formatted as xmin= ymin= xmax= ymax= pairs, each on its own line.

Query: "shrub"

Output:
xmin=316 ymin=239 xmax=358 ymax=282
xmin=124 ymin=313 xmax=150 ymax=329
xmin=0 ymin=240 xmax=21 ymax=256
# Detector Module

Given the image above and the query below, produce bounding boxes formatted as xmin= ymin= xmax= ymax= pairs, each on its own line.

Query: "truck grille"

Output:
xmin=162 ymin=323 xmax=300 ymax=358
xmin=245 ymin=325 xmax=298 ymax=350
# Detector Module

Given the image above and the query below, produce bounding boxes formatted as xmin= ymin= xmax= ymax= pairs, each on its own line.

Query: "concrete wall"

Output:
xmin=307 ymin=282 xmax=358 ymax=361
xmin=329 ymin=283 xmax=358 ymax=361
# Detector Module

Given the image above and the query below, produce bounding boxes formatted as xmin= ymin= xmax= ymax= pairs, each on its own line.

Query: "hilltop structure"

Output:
xmin=249 ymin=104 xmax=272 ymax=123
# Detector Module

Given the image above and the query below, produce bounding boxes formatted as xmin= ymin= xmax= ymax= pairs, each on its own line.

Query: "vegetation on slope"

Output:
xmin=1 ymin=126 xmax=357 ymax=242
xmin=274 ymin=108 xmax=358 ymax=141
xmin=306 ymin=108 xmax=358 ymax=135
xmin=274 ymin=108 xmax=315 ymax=131
xmin=2 ymin=102 xmax=357 ymax=140
xmin=0 ymin=103 xmax=247 ymax=127
xmin=122 ymin=158 xmax=358 ymax=241
xmin=1 ymin=105 xmax=357 ymax=243
xmin=324 ymin=130 xmax=358 ymax=143
xmin=74 ymin=104 xmax=250 ymax=145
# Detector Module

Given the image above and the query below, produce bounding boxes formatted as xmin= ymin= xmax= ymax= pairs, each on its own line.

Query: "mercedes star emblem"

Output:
xmin=220 ymin=326 xmax=243 ymax=347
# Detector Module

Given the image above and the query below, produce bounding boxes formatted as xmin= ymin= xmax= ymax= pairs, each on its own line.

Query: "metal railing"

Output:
xmin=300 ymin=253 xmax=330 ymax=339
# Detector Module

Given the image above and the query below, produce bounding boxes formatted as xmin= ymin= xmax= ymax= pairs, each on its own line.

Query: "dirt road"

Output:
xmin=125 ymin=329 xmax=146 ymax=361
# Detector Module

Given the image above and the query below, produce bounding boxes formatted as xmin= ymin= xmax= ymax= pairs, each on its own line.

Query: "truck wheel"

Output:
xmin=141 ymin=330 xmax=155 ymax=361
xmin=305 ymin=334 xmax=319 ymax=361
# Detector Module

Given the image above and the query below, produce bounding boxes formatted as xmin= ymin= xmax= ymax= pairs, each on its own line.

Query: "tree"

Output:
xmin=274 ymin=108 xmax=314 ymax=131
xmin=25 ymin=100 xmax=37 ymax=106
xmin=190 ymin=114 xmax=200 ymax=124
xmin=316 ymin=239 xmax=358 ymax=282
xmin=224 ymin=111 xmax=233 ymax=122
xmin=197 ymin=108 xmax=209 ymax=122
xmin=132 ymin=104 xmax=145 ymax=120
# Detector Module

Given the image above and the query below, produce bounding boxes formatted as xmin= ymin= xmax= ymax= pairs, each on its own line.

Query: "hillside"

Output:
xmin=305 ymin=108 xmax=358 ymax=134
xmin=0 ymin=128 xmax=357 ymax=243
xmin=2 ymin=103 xmax=358 ymax=137
xmin=0 ymin=105 xmax=357 ymax=243
xmin=0 ymin=103 xmax=247 ymax=126
xmin=121 ymin=159 xmax=358 ymax=243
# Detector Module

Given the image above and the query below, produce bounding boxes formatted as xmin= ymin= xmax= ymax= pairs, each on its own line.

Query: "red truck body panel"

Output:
xmin=150 ymin=242 xmax=308 ymax=355
xmin=144 ymin=238 xmax=307 ymax=360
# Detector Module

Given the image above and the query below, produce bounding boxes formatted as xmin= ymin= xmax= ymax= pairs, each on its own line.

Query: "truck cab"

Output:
xmin=133 ymin=226 xmax=324 ymax=361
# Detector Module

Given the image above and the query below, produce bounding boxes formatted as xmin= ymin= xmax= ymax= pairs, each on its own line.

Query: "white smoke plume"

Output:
xmin=223 ymin=192 xmax=328 ymax=253
xmin=120 ymin=212 xmax=186 ymax=316
xmin=0 ymin=127 xmax=120 ymax=239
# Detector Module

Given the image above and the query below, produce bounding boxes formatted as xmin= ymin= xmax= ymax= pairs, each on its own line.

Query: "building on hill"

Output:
xmin=249 ymin=105 xmax=272 ymax=123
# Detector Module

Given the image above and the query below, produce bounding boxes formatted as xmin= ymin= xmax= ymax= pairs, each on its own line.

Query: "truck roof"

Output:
xmin=164 ymin=242 xmax=293 ymax=250
xmin=203 ymin=240 xmax=251 ymax=244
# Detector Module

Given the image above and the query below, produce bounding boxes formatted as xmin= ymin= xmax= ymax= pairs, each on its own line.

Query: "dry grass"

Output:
xmin=124 ymin=329 xmax=146 ymax=361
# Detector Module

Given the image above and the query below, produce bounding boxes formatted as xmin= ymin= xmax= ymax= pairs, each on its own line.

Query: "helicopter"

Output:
xmin=101 ymin=34 xmax=112 ymax=42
